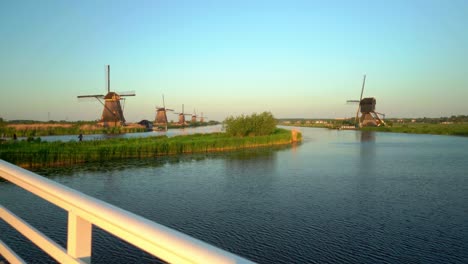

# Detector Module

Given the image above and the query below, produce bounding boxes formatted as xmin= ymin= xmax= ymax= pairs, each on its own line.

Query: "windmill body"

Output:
xmin=101 ymin=92 xmax=126 ymax=126
xmin=77 ymin=65 xmax=135 ymax=127
xmin=155 ymin=109 xmax=169 ymax=124
xmin=359 ymin=97 xmax=383 ymax=127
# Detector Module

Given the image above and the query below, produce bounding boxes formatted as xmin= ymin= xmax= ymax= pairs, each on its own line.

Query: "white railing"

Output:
xmin=0 ymin=159 xmax=254 ymax=264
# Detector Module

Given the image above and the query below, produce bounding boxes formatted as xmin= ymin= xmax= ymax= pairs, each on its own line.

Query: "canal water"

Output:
xmin=1 ymin=127 xmax=467 ymax=263
xmin=14 ymin=125 xmax=224 ymax=142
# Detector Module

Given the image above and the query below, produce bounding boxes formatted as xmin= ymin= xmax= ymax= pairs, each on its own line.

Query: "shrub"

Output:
xmin=224 ymin=112 xmax=276 ymax=137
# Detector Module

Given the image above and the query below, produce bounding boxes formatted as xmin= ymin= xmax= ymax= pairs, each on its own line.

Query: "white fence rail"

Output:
xmin=0 ymin=159 xmax=254 ymax=264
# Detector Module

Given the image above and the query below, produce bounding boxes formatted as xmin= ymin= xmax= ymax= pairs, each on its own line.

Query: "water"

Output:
xmin=12 ymin=125 xmax=223 ymax=142
xmin=1 ymin=128 xmax=467 ymax=263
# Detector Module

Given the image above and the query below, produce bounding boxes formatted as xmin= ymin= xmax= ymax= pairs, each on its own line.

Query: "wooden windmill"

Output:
xmin=154 ymin=95 xmax=173 ymax=130
xmin=77 ymin=65 xmax=135 ymax=127
xmin=346 ymin=75 xmax=386 ymax=128
xmin=174 ymin=104 xmax=191 ymax=125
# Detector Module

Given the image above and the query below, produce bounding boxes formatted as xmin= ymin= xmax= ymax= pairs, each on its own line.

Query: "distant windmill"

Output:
xmin=199 ymin=112 xmax=208 ymax=123
xmin=154 ymin=95 xmax=173 ymax=130
xmin=191 ymin=109 xmax=198 ymax=123
xmin=77 ymin=65 xmax=135 ymax=127
xmin=346 ymin=75 xmax=386 ymax=127
xmin=174 ymin=104 xmax=191 ymax=125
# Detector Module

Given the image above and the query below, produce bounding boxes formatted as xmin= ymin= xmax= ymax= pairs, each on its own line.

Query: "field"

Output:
xmin=0 ymin=128 xmax=300 ymax=168
xmin=360 ymin=123 xmax=468 ymax=136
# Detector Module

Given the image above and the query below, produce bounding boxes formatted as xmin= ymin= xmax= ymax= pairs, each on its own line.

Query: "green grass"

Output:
xmin=360 ymin=123 xmax=468 ymax=136
xmin=0 ymin=125 xmax=147 ymax=137
xmin=0 ymin=128 xmax=299 ymax=168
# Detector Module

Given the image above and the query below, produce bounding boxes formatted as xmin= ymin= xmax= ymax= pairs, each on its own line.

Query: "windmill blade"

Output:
xmin=354 ymin=74 xmax=366 ymax=127
xmin=118 ymin=91 xmax=136 ymax=96
xmin=166 ymin=108 xmax=174 ymax=111
xmin=106 ymin=65 xmax=110 ymax=93
xmin=359 ymin=74 xmax=366 ymax=101
xmin=77 ymin=94 xmax=104 ymax=99
xmin=346 ymin=100 xmax=360 ymax=103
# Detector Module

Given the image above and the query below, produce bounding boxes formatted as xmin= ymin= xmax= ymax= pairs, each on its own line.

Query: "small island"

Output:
xmin=0 ymin=112 xmax=301 ymax=168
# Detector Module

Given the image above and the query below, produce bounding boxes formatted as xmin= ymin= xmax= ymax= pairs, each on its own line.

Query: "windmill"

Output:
xmin=154 ymin=95 xmax=173 ymax=130
xmin=191 ymin=109 xmax=198 ymax=123
xmin=346 ymin=75 xmax=386 ymax=128
xmin=199 ymin=112 xmax=208 ymax=123
xmin=77 ymin=65 xmax=135 ymax=127
xmin=174 ymin=104 xmax=191 ymax=125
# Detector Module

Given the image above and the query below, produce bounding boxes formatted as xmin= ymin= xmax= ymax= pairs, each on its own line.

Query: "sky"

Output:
xmin=0 ymin=0 xmax=467 ymax=122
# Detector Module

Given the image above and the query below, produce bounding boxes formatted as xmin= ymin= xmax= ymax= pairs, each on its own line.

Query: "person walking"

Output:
xmin=78 ymin=133 xmax=83 ymax=142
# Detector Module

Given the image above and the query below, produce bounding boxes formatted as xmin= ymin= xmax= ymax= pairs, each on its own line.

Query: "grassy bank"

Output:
xmin=0 ymin=128 xmax=300 ymax=168
xmin=0 ymin=122 xmax=147 ymax=137
xmin=360 ymin=123 xmax=468 ymax=136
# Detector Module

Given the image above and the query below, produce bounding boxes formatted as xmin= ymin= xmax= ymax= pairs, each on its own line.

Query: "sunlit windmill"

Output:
xmin=77 ymin=65 xmax=135 ymax=127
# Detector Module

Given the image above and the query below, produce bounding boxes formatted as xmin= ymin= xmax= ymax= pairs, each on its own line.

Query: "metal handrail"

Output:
xmin=0 ymin=159 xmax=254 ymax=264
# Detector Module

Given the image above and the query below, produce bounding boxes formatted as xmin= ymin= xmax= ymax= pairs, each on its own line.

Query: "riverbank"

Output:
xmin=0 ymin=128 xmax=300 ymax=168
xmin=281 ymin=122 xmax=468 ymax=137
xmin=360 ymin=123 xmax=468 ymax=136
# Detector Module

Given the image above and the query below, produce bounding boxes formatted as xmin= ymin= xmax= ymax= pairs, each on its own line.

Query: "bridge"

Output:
xmin=0 ymin=160 xmax=254 ymax=263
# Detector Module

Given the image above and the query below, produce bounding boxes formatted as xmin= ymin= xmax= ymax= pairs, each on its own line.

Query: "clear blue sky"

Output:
xmin=1 ymin=0 xmax=467 ymax=122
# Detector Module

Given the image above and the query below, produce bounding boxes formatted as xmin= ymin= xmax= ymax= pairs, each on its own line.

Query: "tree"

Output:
xmin=224 ymin=112 xmax=276 ymax=137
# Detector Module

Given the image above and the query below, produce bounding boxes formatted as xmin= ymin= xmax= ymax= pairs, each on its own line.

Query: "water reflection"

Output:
xmin=33 ymin=145 xmax=291 ymax=179
xmin=359 ymin=131 xmax=376 ymax=174
xmin=224 ymin=148 xmax=278 ymax=177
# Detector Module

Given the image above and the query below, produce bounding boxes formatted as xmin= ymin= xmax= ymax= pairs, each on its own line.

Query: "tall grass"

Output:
xmin=360 ymin=123 xmax=468 ymax=136
xmin=0 ymin=128 xmax=298 ymax=168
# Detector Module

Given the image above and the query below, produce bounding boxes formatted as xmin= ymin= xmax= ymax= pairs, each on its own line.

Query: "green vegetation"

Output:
xmin=0 ymin=121 xmax=147 ymax=137
xmin=361 ymin=123 xmax=468 ymax=136
xmin=0 ymin=128 xmax=298 ymax=168
xmin=224 ymin=112 xmax=276 ymax=136
xmin=277 ymin=118 xmax=355 ymax=129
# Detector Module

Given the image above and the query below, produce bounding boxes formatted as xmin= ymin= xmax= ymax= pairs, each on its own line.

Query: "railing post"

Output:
xmin=67 ymin=211 xmax=92 ymax=264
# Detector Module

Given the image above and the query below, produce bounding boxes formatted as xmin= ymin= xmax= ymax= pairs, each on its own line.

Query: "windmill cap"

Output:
xmin=104 ymin=92 xmax=120 ymax=99
xmin=360 ymin=97 xmax=376 ymax=105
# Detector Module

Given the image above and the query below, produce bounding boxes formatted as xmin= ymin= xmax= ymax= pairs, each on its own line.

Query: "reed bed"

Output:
xmin=0 ymin=129 xmax=298 ymax=168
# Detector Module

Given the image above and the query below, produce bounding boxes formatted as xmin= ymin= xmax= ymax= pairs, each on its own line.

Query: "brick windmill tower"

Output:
xmin=154 ymin=95 xmax=173 ymax=130
xmin=77 ymin=65 xmax=135 ymax=127
xmin=346 ymin=75 xmax=386 ymax=128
